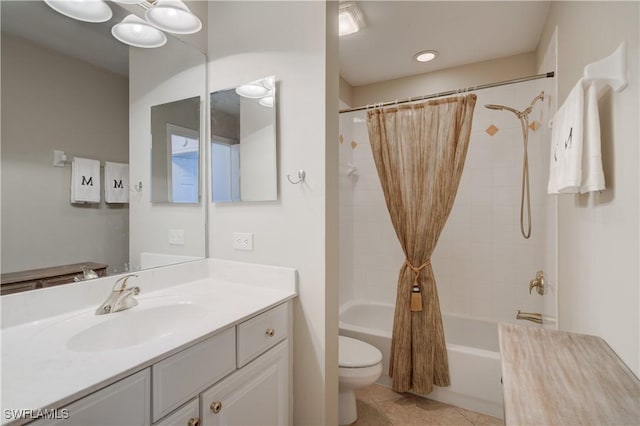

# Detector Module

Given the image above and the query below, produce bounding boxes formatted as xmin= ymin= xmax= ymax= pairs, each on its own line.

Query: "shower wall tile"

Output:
xmin=339 ymin=82 xmax=554 ymax=323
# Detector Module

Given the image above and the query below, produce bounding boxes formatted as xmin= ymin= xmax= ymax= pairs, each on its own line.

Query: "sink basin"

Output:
xmin=67 ymin=304 xmax=208 ymax=352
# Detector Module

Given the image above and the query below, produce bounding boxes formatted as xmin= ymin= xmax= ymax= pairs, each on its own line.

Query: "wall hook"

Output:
xmin=286 ymin=170 xmax=306 ymax=185
xmin=133 ymin=181 xmax=143 ymax=192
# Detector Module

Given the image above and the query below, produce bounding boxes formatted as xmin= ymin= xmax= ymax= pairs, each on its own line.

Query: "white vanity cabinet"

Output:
xmin=156 ymin=303 xmax=291 ymax=426
xmin=30 ymin=302 xmax=291 ymax=426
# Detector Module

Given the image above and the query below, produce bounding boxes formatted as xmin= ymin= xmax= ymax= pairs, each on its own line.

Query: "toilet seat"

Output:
xmin=339 ymin=336 xmax=382 ymax=368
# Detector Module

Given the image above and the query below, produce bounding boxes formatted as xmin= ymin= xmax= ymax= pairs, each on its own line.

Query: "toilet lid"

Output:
xmin=339 ymin=336 xmax=383 ymax=368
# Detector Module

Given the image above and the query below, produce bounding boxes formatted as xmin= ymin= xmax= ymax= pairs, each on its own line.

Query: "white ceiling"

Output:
xmin=340 ymin=1 xmax=551 ymax=87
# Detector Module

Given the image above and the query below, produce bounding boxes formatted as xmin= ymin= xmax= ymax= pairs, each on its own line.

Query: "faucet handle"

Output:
xmin=528 ymin=270 xmax=545 ymax=295
xmin=113 ymin=274 xmax=138 ymax=291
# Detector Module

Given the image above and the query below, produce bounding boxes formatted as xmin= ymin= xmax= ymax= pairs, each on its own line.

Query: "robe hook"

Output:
xmin=286 ymin=170 xmax=306 ymax=185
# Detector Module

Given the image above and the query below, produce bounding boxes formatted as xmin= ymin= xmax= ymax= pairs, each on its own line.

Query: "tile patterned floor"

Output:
xmin=353 ymin=384 xmax=503 ymax=426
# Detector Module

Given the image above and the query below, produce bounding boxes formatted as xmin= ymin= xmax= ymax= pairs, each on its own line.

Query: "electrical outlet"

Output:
xmin=169 ymin=229 xmax=185 ymax=245
xmin=233 ymin=232 xmax=253 ymax=251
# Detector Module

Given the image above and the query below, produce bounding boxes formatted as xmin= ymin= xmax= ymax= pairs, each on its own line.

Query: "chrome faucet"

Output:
xmin=95 ymin=274 xmax=140 ymax=315
xmin=516 ymin=310 xmax=543 ymax=324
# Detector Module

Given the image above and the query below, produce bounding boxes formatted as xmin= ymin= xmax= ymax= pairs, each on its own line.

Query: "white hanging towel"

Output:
xmin=548 ymin=80 xmax=605 ymax=194
xmin=580 ymin=82 xmax=605 ymax=193
xmin=71 ymin=157 xmax=100 ymax=203
xmin=104 ymin=162 xmax=129 ymax=203
xmin=548 ymin=82 xmax=584 ymax=194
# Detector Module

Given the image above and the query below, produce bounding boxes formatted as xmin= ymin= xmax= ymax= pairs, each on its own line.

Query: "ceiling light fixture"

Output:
xmin=414 ymin=50 xmax=439 ymax=63
xmin=112 ymin=14 xmax=167 ymax=49
xmin=339 ymin=2 xmax=365 ymax=37
xmin=145 ymin=0 xmax=202 ymax=35
xmin=44 ymin=0 xmax=112 ymax=23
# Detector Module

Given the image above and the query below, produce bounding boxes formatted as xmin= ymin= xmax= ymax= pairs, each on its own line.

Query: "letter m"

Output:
xmin=113 ymin=179 xmax=124 ymax=189
xmin=81 ymin=176 xmax=93 ymax=186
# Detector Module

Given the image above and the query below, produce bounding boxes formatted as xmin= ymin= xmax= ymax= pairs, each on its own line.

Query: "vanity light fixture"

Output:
xmin=236 ymin=84 xmax=269 ymax=99
xmin=44 ymin=0 xmax=112 ymax=23
xmin=45 ymin=0 xmax=202 ymax=49
xmin=112 ymin=14 xmax=167 ymax=49
xmin=235 ymin=77 xmax=276 ymax=108
xmin=145 ymin=0 xmax=202 ymax=35
xmin=259 ymin=96 xmax=274 ymax=108
xmin=339 ymin=2 xmax=365 ymax=37
xmin=414 ymin=50 xmax=439 ymax=63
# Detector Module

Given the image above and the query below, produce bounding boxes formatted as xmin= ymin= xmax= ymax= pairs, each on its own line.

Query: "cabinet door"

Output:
xmin=33 ymin=369 xmax=150 ymax=426
xmin=200 ymin=340 xmax=288 ymax=426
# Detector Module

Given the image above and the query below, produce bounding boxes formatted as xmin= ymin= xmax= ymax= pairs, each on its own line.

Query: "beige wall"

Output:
xmin=207 ymin=2 xmax=339 ymax=423
xmin=351 ymin=52 xmax=537 ymax=107
xmin=339 ymin=76 xmax=353 ymax=107
xmin=129 ymin=35 xmax=207 ymax=268
xmin=537 ymin=1 xmax=639 ymax=375
xmin=1 ymin=33 xmax=129 ymax=274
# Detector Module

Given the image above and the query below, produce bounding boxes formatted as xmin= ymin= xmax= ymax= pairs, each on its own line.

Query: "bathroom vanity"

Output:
xmin=1 ymin=259 xmax=296 ymax=426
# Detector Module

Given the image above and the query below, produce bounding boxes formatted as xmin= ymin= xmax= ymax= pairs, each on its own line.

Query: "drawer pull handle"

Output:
xmin=210 ymin=401 xmax=223 ymax=414
xmin=265 ymin=328 xmax=275 ymax=337
xmin=188 ymin=418 xmax=200 ymax=426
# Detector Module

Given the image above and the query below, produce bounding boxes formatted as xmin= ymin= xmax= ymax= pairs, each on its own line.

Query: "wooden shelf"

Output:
xmin=1 ymin=262 xmax=108 ymax=295
xmin=499 ymin=323 xmax=640 ymax=425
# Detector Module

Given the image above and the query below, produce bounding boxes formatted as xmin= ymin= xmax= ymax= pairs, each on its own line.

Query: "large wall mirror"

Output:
xmin=1 ymin=0 xmax=207 ymax=294
xmin=210 ymin=76 xmax=277 ymax=202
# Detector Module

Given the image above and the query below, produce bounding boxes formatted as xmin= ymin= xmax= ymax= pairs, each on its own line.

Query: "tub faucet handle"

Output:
xmin=528 ymin=270 xmax=545 ymax=295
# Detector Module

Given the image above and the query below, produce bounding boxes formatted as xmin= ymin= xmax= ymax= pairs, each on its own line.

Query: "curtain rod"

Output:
xmin=339 ymin=71 xmax=555 ymax=114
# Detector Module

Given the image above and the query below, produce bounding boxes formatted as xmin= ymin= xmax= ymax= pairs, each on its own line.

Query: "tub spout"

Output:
xmin=516 ymin=310 xmax=543 ymax=324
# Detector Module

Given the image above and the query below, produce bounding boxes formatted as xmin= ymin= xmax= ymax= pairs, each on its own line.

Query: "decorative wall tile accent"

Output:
xmin=529 ymin=121 xmax=541 ymax=131
xmin=351 ymin=141 xmax=358 ymax=149
xmin=485 ymin=124 xmax=499 ymax=136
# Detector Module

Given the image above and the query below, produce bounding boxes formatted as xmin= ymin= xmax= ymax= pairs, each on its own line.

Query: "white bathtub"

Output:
xmin=339 ymin=301 xmax=503 ymax=419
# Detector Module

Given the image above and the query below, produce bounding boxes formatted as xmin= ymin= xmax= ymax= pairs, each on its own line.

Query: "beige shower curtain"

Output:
xmin=366 ymin=94 xmax=476 ymax=394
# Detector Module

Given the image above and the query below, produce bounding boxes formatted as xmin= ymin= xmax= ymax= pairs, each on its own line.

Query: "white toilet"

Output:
xmin=338 ymin=335 xmax=383 ymax=425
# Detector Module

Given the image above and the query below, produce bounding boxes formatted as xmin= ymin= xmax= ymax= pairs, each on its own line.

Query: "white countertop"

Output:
xmin=1 ymin=276 xmax=296 ymax=425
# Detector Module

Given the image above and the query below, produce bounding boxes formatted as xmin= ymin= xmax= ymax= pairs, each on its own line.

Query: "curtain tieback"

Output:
xmin=404 ymin=259 xmax=431 ymax=312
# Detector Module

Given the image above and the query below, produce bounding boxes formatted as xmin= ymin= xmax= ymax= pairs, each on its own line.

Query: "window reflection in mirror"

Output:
xmin=210 ymin=76 xmax=277 ymax=203
xmin=150 ymin=97 xmax=201 ymax=204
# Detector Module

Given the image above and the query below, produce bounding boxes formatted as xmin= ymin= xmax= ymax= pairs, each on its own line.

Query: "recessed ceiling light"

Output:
xmin=414 ymin=50 xmax=439 ymax=63
xmin=339 ymin=2 xmax=365 ymax=37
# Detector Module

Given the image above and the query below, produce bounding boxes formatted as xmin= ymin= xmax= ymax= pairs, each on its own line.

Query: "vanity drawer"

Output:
xmin=236 ymin=303 xmax=288 ymax=368
xmin=153 ymin=398 xmax=199 ymax=426
xmin=152 ymin=327 xmax=236 ymax=422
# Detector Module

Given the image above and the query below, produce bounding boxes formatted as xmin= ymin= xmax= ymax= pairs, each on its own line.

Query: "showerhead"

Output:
xmin=484 ymin=103 xmax=521 ymax=116
xmin=484 ymin=104 xmax=504 ymax=110
xmin=484 ymin=91 xmax=544 ymax=118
